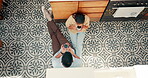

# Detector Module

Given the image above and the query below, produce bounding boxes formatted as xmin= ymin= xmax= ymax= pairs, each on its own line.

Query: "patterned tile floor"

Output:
xmin=0 ymin=0 xmax=147 ymax=78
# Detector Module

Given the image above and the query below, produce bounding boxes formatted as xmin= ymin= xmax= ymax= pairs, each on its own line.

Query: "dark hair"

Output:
xmin=62 ymin=52 xmax=73 ymax=67
xmin=73 ymin=13 xmax=85 ymax=24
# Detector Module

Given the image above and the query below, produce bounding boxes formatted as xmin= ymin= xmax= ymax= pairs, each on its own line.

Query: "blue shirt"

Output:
xmin=52 ymin=49 xmax=82 ymax=68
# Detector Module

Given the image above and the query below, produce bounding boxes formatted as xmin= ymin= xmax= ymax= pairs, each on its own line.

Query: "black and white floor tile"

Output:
xmin=0 ymin=0 xmax=147 ymax=78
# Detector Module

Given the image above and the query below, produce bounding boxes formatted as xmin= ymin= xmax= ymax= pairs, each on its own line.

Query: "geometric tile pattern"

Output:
xmin=0 ymin=0 xmax=147 ymax=77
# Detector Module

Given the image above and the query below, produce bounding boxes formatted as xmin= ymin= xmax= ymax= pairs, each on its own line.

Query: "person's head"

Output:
xmin=62 ymin=52 xmax=73 ymax=67
xmin=73 ymin=13 xmax=85 ymax=26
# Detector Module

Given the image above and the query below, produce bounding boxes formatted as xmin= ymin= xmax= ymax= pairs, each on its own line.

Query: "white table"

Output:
xmin=46 ymin=65 xmax=148 ymax=78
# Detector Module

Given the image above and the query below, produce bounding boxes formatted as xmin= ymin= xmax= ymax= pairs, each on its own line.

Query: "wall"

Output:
xmin=0 ymin=0 xmax=147 ymax=78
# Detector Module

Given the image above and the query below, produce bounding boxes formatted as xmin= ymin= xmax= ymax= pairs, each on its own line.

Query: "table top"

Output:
xmin=46 ymin=67 xmax=94 ymax=78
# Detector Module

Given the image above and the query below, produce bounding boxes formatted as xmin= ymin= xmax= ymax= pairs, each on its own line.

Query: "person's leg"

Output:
xmin=47 ymin=21 xmax=69 ymax=45
xmin=42 ymin=6 xmax=69 ymax=55
xmin=69 ymin=31 xmax=77 ymax=54
xmin=51 ymin=36 xmax=61 ymax=56
xmin=76 ymin=32 xmax=85 ymax=57
xmin=47 ymin=21 xmax=61 ymax=55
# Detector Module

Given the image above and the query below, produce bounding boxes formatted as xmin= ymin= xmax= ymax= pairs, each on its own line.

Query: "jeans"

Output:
xmin=69 ymin=31 xmax=85 ymax=57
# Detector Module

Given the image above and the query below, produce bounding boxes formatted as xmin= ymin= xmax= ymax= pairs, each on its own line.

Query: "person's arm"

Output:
xmin=81 ymin=15 xmax=90 ymax=32
xmin=68 ymin=47 xmax=80 ymax=59
xmin=66 ymin=15 xmax=77 ymax=30
xmin=72 ymin=53 xmax=80 ymax=59
xmin=66 ymin=15 xmax=73 ymax=27
xmin=55 ymin=45 xmax=66 ymax=58
xmin=84 ymin=15 xmax=90 ymax=28
xmin=68 ymin=25 xmax=76 ymax=30
xmin=55 ymin=52 xmax=63 ymax=58
xmin=78 ymin=25 xmax=89 ymax=32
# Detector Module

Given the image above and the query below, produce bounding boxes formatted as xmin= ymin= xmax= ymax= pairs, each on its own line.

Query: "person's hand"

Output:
xmin=67 ymin=47 xmax=80 ymax=59
xmin=67 ymin=47 xmax=75 ymax=55
xmin=82 ymin=25 xmax=89 ymax=29
xmin=65 ymin=42 xmax=70 ymax=47
xmin=68 ymin=25 xmax=76 ymax=30
xmin=61 ymin=45 xmax=66 ymax=53
xmin=77 ymin=25 xmax=88 ymax=32
xmin=74 ymin=55 xmax=80 ymax=59
xmin=67 ymin=47 xmax=73 ymax=53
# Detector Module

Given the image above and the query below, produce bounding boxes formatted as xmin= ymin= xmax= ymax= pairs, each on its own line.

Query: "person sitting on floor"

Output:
xmin=41 ymin=6 xmax=82 ymax=68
